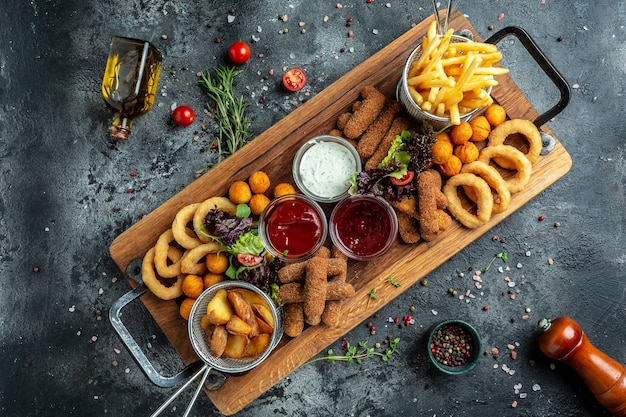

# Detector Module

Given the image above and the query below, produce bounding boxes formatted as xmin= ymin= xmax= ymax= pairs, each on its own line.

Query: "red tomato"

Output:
xmin=172 ymin=105 xmax=195 ymax=126
xmin=390 ymin=170 xmax=415 ymax=186
xmin=227 ymin=41 xmax=251 ymax=65
xmin=236 ymin=253 xmax=262 ymax=267
xmin=282 ymin=68 xmax=306 ymax=91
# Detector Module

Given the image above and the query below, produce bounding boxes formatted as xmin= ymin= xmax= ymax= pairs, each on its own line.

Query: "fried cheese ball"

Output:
xmin=438 ymin=154 xmax=462 ymax=177
xmin=248 ymin=171 xmax=271 ymax=194
xmin=203 ymin=272 xmax=225 ymax=288
xmin=469 ymin=116 xmax=491 ymax=142
xmin=182 ymin=274 xmax=204 ymax=298
xmin=273 ymin=183 xmax=296 ymax=198
xmin=249 ymin=193 xmax=271 ymax=216
xmin=228 ymin=180 xmax=252 ymax=204
xmin=431 ymin=132 xmax=453 ymax=165
xmin=205 ymin=252 xmax=229 ymax=274
xmin=450 ymin=122 xmax=473 ymax=145
xmin=454 ymin=142 xmax=480 ymax=164
xmin=484 ymin=104 xmax=507 ymax=127
xmin=179 ymin=297 xmax=196 ymax=320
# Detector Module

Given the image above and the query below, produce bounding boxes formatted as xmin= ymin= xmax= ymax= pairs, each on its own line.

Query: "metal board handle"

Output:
xmin=108 ymin=283 xmax=203 ymax=388
xmin=485 ymin=26 xmax=571 ymax=128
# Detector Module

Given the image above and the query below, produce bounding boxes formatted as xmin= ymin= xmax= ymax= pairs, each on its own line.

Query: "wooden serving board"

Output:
xmin=110 ymin=10 xmax=572 ymax=415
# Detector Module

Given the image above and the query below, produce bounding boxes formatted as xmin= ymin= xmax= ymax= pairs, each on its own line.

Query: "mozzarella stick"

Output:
xmin=303 ymin=257 xmax=327 ymax=326
xmin=283 ymin=303 xmax=305 ymax=337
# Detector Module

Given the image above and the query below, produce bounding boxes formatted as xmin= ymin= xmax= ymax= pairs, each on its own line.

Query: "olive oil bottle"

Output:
xmin=101 ymin=36 xmax=162 ymax=140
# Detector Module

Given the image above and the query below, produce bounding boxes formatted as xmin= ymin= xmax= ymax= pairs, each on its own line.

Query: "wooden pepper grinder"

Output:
xmin=538 ymin=316 xmax=626 ymax=416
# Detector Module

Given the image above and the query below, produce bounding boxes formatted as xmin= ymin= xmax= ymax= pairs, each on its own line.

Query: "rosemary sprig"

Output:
xmin=197 ymin=65 xmax=252 ymax=173
xmin=304 ymin=338 xmax=401 ymax=365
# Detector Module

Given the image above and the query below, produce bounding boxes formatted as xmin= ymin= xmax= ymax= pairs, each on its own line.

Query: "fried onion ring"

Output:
xmin=193 ymin=197 xmax=237 ymax=242
xmin=487 ymin=119 xmax=542 ymax=168
xmin=154 ymin=229 xmax=182 ymax=278
xmin=461 ymin=161 xmax=511 ymax=214
xmin=180 ymin=242 xmax=221 ymax=275
xmin=478 ymin=145 xmax=532 ymax=194
xmin=142 ymin=247 xmax=184 ymax=300
xmin=443 ymin=173 xmax=493 ymax=229
xmin=172 ymin=203 xmax=202 ymax=249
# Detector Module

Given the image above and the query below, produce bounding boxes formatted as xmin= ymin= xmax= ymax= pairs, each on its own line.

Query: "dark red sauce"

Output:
xmin=266 ymin=199 xmax=323 ymax=257
xmin=333 ymin=198 xmax=392 ymax=257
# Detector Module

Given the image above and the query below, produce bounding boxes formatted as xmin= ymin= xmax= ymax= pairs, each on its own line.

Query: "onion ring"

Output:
xmin=142 ymin=247 xmax=184 ymax=300
xmin=443 ymin=173 xmax=493 ymax=229
xmin=193 ymin=197 xmax=237 ymax=242
xmin=154 ymin=229 xmax=183 ymax=278
xmin=180 ymin=242 xmax=221 ymax=275
xmin=172 ymin=203 xmax=202 ymax=249
xmin=487 ymin=119 xmax=542 ymax=168
xmin=478 ymin=144 xmax=532 ymax=194
xmin=461 ymin=161 xmax=511 ymax=214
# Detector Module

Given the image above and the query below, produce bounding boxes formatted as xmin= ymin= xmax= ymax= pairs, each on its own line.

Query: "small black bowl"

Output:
xmin=427 ymin=319 xmax=481 ymax=375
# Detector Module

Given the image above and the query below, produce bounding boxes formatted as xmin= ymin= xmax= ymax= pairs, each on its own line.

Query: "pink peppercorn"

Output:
xmin=482 ymin=305 xmax=489 ymax=311
xmin=538 ymin=215 xmax=545 ymax=221
xmin=130 ymin=171 xmax=137 ymax=177
xmin=33 ymin=267 xmax=40 ymax=273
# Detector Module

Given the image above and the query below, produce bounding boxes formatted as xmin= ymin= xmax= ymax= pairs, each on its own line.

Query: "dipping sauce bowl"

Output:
xmin=292 ymin=135 xmax=361 ymax=204
xmin=329 ymin=194 xmax=398 ymax=261
xmin=259 ymin=194 xmax=328 ymax=262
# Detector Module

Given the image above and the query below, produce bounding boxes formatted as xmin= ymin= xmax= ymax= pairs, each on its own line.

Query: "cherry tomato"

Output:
xmin=390 ymin=170 xmax=415 ymax=186
xmin=282 ymin=68 xmax=306 ymax=92
xmin=236 ymin=253 xmax=262 ymax=267
xmin=227 ymin=41 xmax=251 ymax=65
xmin=172 ymin=105 xmax=195 ymax=126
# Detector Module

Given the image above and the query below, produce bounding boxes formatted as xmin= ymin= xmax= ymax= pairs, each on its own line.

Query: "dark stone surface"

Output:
xmin=1 ymin=1 xmax=625 ymax=416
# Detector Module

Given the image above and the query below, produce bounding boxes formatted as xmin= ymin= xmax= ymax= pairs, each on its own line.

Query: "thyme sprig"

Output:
xmin=197 ymin=65 xmax=252 ymax=173
xmin=483 ymin=251 xmax=508 ymax=272
xmin=304 ymin=338 xmax=401 ymax=365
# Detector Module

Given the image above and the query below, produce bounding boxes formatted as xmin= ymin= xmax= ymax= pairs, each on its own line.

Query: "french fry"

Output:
xmin=405 ymin=20 xmax=509 ymax=124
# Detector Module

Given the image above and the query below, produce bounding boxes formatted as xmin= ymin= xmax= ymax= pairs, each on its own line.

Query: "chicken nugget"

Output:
xmin=283 ymin=303 xmax=305 ymax=337
xmin=396 ymin=210 xmax=421 ymax=244
xmin=390 ymin=195 xmax=420 ymax=220
xmin=365 ymin=117 xmax=411 ymax=170
xmin=303 ymin=257 xmax=327 ymax=325
xmin=417 ymin=170 xmax=442 ymax=242
xmin=336 ymin=112 xmax=352 ymax=131
xmin=343 ymin=86 xmax=387 ymax=140
xmin=357 ymin=100 xmax=402 ymax=160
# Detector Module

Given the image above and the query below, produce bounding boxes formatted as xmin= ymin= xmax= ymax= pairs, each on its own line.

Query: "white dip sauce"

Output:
xmin=299 ymin=141 xmax=357 ymax=198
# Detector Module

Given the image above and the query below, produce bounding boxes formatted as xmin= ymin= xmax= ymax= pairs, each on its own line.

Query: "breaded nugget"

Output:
xmin=279 ymin=282 xmax=355 ymax=304
xmin=417 ymin=170 xmax=442 ymax=242
xmin=337 ymin=112 xmax=352 ymax=131
xmin=278 ymin=258 xmax=347 ymax=283
xmin=390 ymin=195 xmax=420 ymax=220
xmin=283 ymin=303 xmax=305 ymax=337
xmin=365 ymin=117 xmax=411 ymax=170
xmin=396 ymin=210 xmax=421 ymax=243
xmin=303 ymin=256 xmax=327 ymax=326
xmin=343 ymin=86 xmax=387 ymax=139
xmin=357 ymin=100 xmax=402 ymax=160
xmin=437 ymin=209 xmax=452 ymax=231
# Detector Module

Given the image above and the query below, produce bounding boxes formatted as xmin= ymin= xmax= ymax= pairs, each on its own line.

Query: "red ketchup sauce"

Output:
xmin=266 ymin=199 xmax=323 ymax=257
xmin=333 ymin=197 xmax=392 ymax=257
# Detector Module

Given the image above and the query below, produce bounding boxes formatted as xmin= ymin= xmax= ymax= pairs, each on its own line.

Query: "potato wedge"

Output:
xmin=206 ymin=288 xmax=234 ymax=325
xmin=238 ymin=288 xmax=268 ymax=307
xmin=210 ymin=325 xmax=228 ymax=357
xmin=255 ymin=315 xmax=274 ymax=335
xmin=223 ymin=334 xmax=249 ymax=359
xmin=250 ymin=333 xmax=271 ymax=355
xmin=252 ymin=302 xmax=275 ymax=329
xmin=227 ymin=290 xmax=259 ymax=337
xmin=226 ymin=314 xmax=252 ymax=335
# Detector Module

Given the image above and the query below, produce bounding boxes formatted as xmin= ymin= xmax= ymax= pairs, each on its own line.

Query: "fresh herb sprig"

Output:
xmin=366 ymin=275 xmax=401 ymax=308
xmin=197 ymin=65 xmax=252 ymax=173
xmin=483 ymin=251 xmax=508 ymax=272
xmin=305 ymin=338 xmax=401 ymax=365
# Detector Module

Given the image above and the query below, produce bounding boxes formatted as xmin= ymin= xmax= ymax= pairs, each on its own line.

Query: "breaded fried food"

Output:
xmin=336 ymin=112 xmax=352 ymax=131
xmin=437 ymin=210 xmax=452 ymax=231
xmin=356 ymin=100 xmax=402 ymax=160
xmin=321 ymin=259 xmax=347 ymax=327
xmin=390 ymin=195 xmax=419 ymax=220
xmin=283 ymin=303 xmax=305 ymax=337
xmin=303 ymin=256 xmax=327 ymax=326
xmin=365 ymin=117 xmax=411 ymax=170
xmin=278 ymin=257 xmax=347 ymax=283
xmin=343 ymin=86 xmax=387 ymax=139
xmin=396 ymin=210 xmax=421 ymax=244
xmin=279 ymin=282 xmax=355 ymax=304
xmin=417 ymin=170 xmax=445 ymax=242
